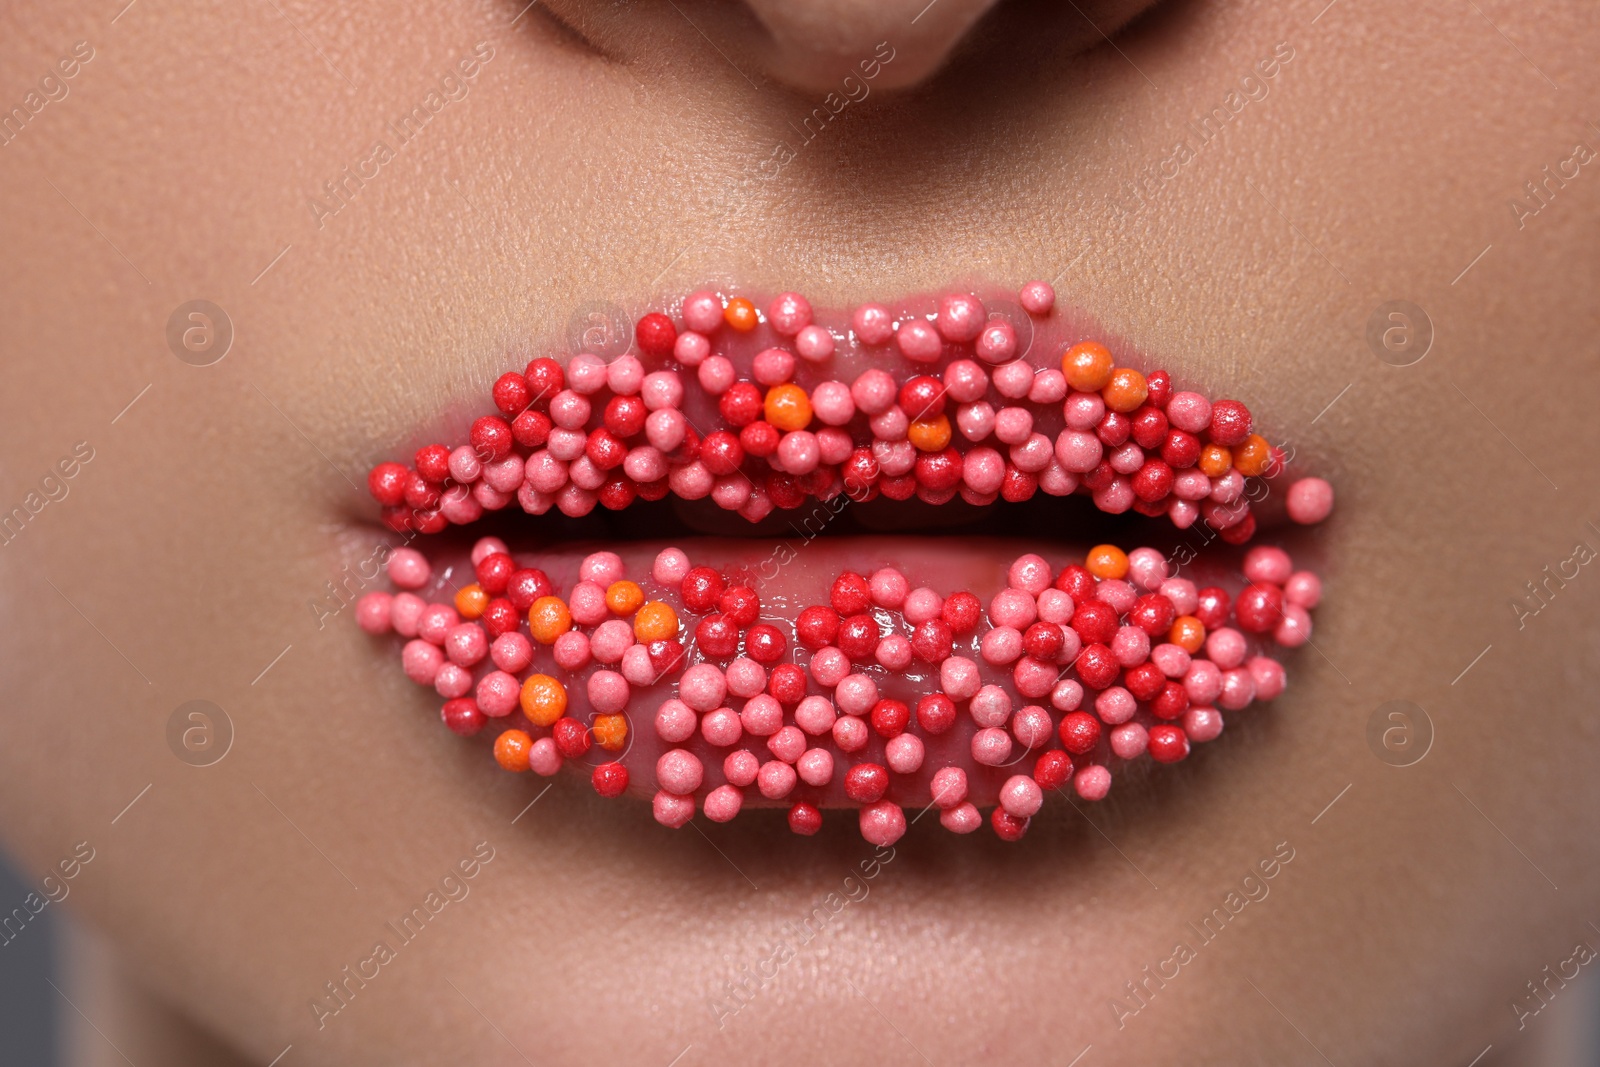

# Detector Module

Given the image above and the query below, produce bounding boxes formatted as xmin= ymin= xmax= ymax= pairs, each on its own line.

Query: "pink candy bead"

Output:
xmin=724 ymin=749 xmax=760 ymax=787
xmin=356 ymin=591 xmax=393 ymax=634
xmin=653 ymin=791 xmax=696 ymax=828
xmin=552 ymin=630 xmax=591 ymax=672
xmin=937 ymin=293 xmax=986 ymax=342
xmin=859 ymin=802 xmax=906 ymax=847
xmin=390 ymin=592 xmax=425 ymax=637
xmin=752 ymin=347 xmax=795 ymax=385
xmin=885 ymin=733 xmax=925 ymax=774
xmin=796 ymin=325 xmax=835 ymax=362
xmin=766 ymin=725 xmax=807 ymax=763
xmin=999 ymin=775 xmax=1044 ymax=818
xmin=975 ymin=320 xmax=1016 ymax=363
xmin=810 ymin=381 xmax=855 ymax=425
xmin=758 ymin=760 xmax=798 ymax=799
xmin=1074 ymin=765 xmax=1112 ymax=801
xmin=476 ymin=671 xmax=520 ymax=716
xmin=1165 ymin=392 xmax=1212 ymax=433
xmin=529 ymin=738 xmax=563 ymax=776
xmin=741 ymin=694 xmax=784 ymax=736
xmin=386 ymin=548 xmax=431 ymax=590
xmin=797 ymin=748 xmax=835 ymax=786
xmin=1184 ymin=707 xmax=1225 ymax=743
xmin=674 ymin=330 xmax=710 ymax=366
xmin=587 ymin=670 xmax=630 ymax=714
xmin=490 ymin=632 xmax=533 ymax=673
xmin=703 ymin=785 xmax=743 ymax=823
xmin=971 ymin=727 xmax=1013 ymax=766
xmin=1110 ymin=722 xmax=1148 ymax=760
xmin=1018 ymin=280 xmax=1055 ymax=315
xmin=681 ymin=291 xmax=723 ymax=333
xmin=655 ymin=698 xmax=697 ymax=743
xmin=679 ymin=663 xmax=727 ymax=712
xmin=767 ymin=292 xmax=813 ymax=336
xmin=1287 ymin=477 xmax=1335 ymax=524
xmin=401 ymin=639 xmax=444 ymax=685
xmin=896 ymin=318 xmax=942 ymax=362
xmin=940 ymin=803 xmax=982 ymax=833
xmin=1095 ymin=686 xmax=1138 ymax=725
xmin=701 ymin=708 xmax=743 ymax=747
xmin=852 ymin=303 xmax=895 ymax=346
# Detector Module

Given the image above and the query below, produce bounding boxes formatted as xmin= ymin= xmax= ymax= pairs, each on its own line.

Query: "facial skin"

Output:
xmin=2 ymin=0 xmax=1598 ymax=1063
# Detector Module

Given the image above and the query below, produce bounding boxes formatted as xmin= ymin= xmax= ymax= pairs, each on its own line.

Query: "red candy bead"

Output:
xmin=636 ymin=478 xmax=670 ymax=502
xmin=1069 ymin=600 xmax=1119 ymax=646
xmin=412 ymin=508 xmax=446 ymax=534
xmin=1151 ymin=681 xmax=1189 ymax=720
xmin=523 ymin=357 xmax=564 ymax=402
xmin=898 ymin=375 xmax=946 ymax=420
xmin=367 ymin=462 xmax=409 ymax=506
xmin=879 ymin=474 xmax=917 ymax=501
xmin=831 ymin=572 xmax=872 ymax=615
xmin=1131 ymin=459 xmax=1174 ymax=502
xmin=700 ymin=431 xmax=745 ymax=475
xmin=1234 ymin=583 xmax=1284 ymax=633
xmin=843 ymin=447 xmax=880 ymax=491
xmin=745 ymin=623 xmax=787 ymax=663
xmin=1059 ymin=710 xmax=1102 ymax=754
xmin=719 ymin=381 xmax=763 ymax=427
xmin=1125 ymin=661 xmax=1166 ymax=701
xmin=1034 ymin=750 xmax=1073 ymax=791
xmin=837 ymin=614 xmax=879 ymax=660
xmin=1194 ymin=587 xmax=1231 ymax=630
xmin=598 ymin=476 xmax=637 ymax=511
xmin=991 ymin=807 xmax=1030 ymax=842
xmin=718 ymin=585 xmax=761 ymax=627
xmin=796 ymin=605 xmax=840 ymax=649
xmin=647 ymin=638 xmax=686 ymax=676
xmin=911 ymin=618 xmax=953 ymax=663
xmin=1130 ymin=406 xmax=1168 ymax=450
xmin=1145 ymin=369 xmax=1172 ymax=409
xmin=680 ymin=567 xmax=726 ymax=614
xmin=740 ymin=420 xmax=779 ymax=458
xmin=586 ymin=428 xmax=627 ymax=470
xmin=766 ymin=471 xmax=806 ymax=509
xmin=635 ymin=312 xmax=677 ymax=359
xmin=414 ymin=445 xmax=450 ymax=484
xmin=1128 ymin=593 xmax=1177 ymax=637
xmin=552 ymin=716 xmax=591 ymax=759
xmin=1075 ymin=643 xmax=1119 ymax=689
xmin=915 ymin=447 xmax=963 ymax=491
xmin=1054 ymin=565 xmax=1097 ymax=604
xmin=941 ymin=591 xmax=982 ymax=635
xmin=916 ymin=693 xmax=957 ymax=734
xmin=769 ymin=663 xmax=807 ymax=704
xmin=404 ymin=471 xmax=441 ymax=511
xmin=493 ymin=371 xmax=531 ymax=416
xmin=604 ymin=395 xmax=647 ymax=438
xmin=788 ymin=802 xmax=822 ymax=835
xmin=844 ymin=763 xmax=889 ymax=804
xmin=512 ymin=409 xmax=552 ymax=448
xmin=694 ymin=614 xmax=741 ymax=658
xmin=441 ymin=698 xmax=485 ymax=736
xmin=506 ymin=568 xmax=553 ymax=611
xmin=1160 ymin=430 xmax=1200 ymax=469
xmin=1218 ymin=512 xmax=1258 ymax=545
xmin=1148 ymin=725 xmax=1190 ymax=763
xmin=870 ymin=699 xmax=910 ymax=738
xmin=475 ymin=552 xmax=515 ymax=595
xmin=1022 ymin=621 xmax=1064 ymax=661
xmin=1096 ymin=410 xmax=1131 ymax=447
xmin=470 ymin=415 xmax=513 ymax=460
xmin=1000 ymin=465 xmax=1038 ymax=502
xmin=481 ymin=598 xmax=520 ymax=637
xmin=592 ymin=761 xmax=629 ymax=797
xmin=1208 ymin=399 xmax=1252 ymax=446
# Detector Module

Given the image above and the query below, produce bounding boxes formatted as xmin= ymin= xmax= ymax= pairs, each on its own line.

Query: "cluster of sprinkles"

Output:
xmin=365 ymin=284 xmax=1336 ymax=537
xmin=358 ymin=283 xmax=1335 ymax=843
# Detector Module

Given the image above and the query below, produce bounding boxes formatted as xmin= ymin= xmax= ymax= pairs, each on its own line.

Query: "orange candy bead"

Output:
xmin=528 ymin=595 xmax=572 ymax=644
xmin=1169 ymin=616 xmax=1207 ymax=654
xmin=606 ymin=580 xmax=645 ymax=617
xmin=493 ymin=729 xmax=532 ymax=772
xmin=764 ymin=384 xmax=813 ymax=432
xmin=1232 ymin=434 xmax=1272 ymax=477
xmin=1062 ymin=342 xmax=1115 ymax=392
xmin=1101 ymin=367 xmax=1148 ymax=413
xmin=633 ymin=600 xmax=679 ymax=642
xmin=592 ymin=714 xmax=628 ymax=752
xmin=1085 ymin=544 xmax=1130 ymax=580
xmin=907 ymin=414 xmax=952 ymax=452
xmin=454 ymin=583 xmax=489 ymax=619
xmin=724 ymin=297 xmax=758 ymax=332
xmin=1198 ymin=443 xmax=1233 ymax=478
xmin=519 ymin=674 xmax=568 ymax=727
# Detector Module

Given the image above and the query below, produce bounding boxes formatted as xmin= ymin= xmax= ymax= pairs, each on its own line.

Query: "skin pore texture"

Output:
xmin=1 ymin=0 xmax=1598 ymax=1064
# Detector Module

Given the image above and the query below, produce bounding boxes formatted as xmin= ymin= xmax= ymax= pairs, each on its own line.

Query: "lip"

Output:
xmin=351 ymin=284 xmax=1333 ymax=844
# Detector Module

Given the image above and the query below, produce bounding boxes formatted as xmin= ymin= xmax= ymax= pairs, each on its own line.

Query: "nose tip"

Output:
xmin=738 ymin=0 xmax=1005 ymax=92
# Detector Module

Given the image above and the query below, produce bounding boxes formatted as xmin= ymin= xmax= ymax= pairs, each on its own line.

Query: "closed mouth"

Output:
xmin=352 ymin=283 xmax=1334 ymax=845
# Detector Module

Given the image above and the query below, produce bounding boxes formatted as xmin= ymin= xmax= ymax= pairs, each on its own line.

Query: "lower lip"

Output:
xmin=352 ymin=283 xmax=1333 ymax=845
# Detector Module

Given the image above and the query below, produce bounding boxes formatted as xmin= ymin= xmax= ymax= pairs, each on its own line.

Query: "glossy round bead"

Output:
xmin=999 ymin=775 xmax=1044 ymax=818
xmin=1062 ymin=342 xmax=1114 ymax=391
xmin=1207 ymin=399 xmax=1252 ymax=446
xmin=1148 ymin=724 xmax=1190 ymax=763
xmin=723 ymin=296 xmax=758 ymax=332
xmin=1235 ymin=584 xmax=1285 ymax=633
xmin=1287 ymin=477 xmax=1335 ymax=524
xmin=1101 ymin=368 xmax=1148 ymax=413
xmin=493 ymin=729 xmax=532 ymax=772
xmin=859 ymin=802 xmax=906 ymax=847
xmin=1019 ymin=280 xmax=1055 ymax=315
xmin=896 ymin=318 xmax=943 ymax=362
